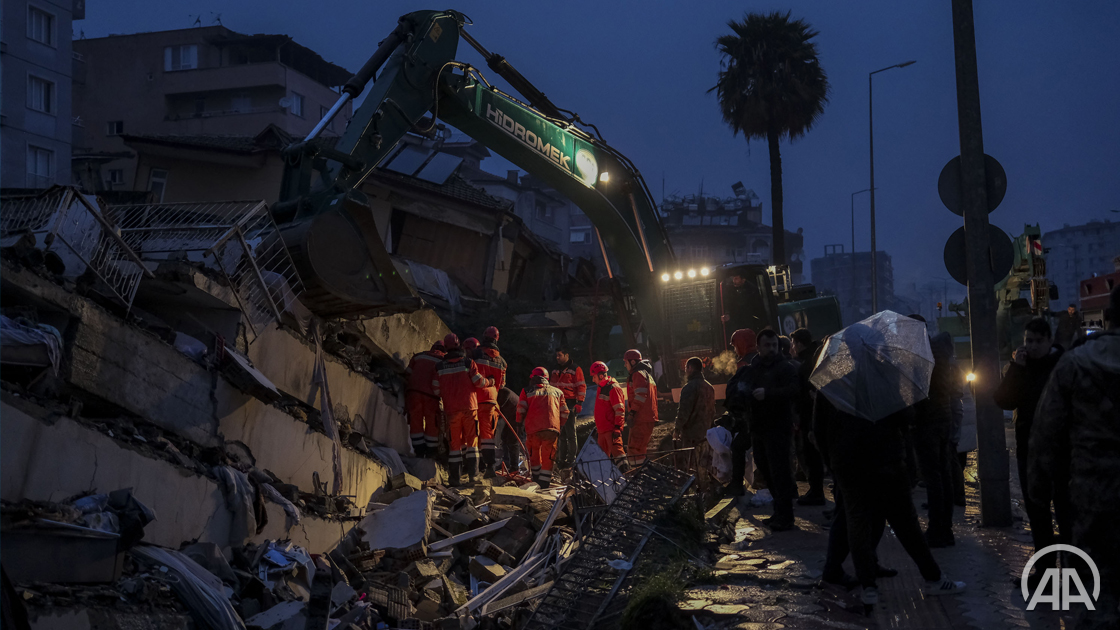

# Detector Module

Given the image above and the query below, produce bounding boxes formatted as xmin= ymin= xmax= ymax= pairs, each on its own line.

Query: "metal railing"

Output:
xmin=0 ymin=187 xmax=152 ymax=310
xmin=101 ymin=199 xmax=304 ymax=339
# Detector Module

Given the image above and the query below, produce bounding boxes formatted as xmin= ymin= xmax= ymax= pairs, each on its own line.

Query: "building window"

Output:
xmin=27 ymin=75 xmax=55 ymax=114
xmin=27 ymin=5 xmax=55 ymax=46
xmin=231 ymin=93 xmax=252 ymax=113
xmin=107 ymin=169 xmax=124 ymax=185
xmin=570 ymin=229 xmax=591 ymax=244
xmin=289 ymin=92 xmax=304 ymax=117
xmin=148 ymin=168 xmax=169 ymax=203
xmin=27 ymin=145 xmax=53 ymax=186
xmin=535 ymin=200 xmax=552 ymax=220
xmin=319 ymin=105 xmax=332 ymax=130
xmin=164 ymin=45 xmax=198 ymax=71
xmin=106 ymin=120 xmax=124 ymax=136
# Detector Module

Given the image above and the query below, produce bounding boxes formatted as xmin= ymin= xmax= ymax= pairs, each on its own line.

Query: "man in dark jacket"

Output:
xmin=1030 ymin=287 xmax=1120 ymax=630
xmin=724 ymin=329 xmax=757 ymax=496
xmin=747 ymin=329 xmax=800 ymax=530
xmin=913 ymin=329 xmax=959 ymax=547
xmin=791 ymin=329 xmax=825 ymax=505
xmin=1055 ymin=303 xmax=1082 ymax=350
xmin=674 ymin=357 xmax=715 ymax=469
xmin=994 ymin=316 xmax=1069 ymax=586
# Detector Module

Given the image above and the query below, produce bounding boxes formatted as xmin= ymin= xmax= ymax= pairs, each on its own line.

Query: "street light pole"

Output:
xmin=869 ymin=60 xmax=916 ymax=314
xmin=851 ymin=188 xmax=873 ymax=321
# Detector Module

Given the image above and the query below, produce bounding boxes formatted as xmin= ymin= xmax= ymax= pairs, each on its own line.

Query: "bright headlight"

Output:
xmin=661 ymin=273 xmax=671 ymax=282
xmin=687 ymin=269 xmax=697 ymax=278
xmin=674 ymin=271 xmax=683 ymax=280
xmin=700 ymin=267 xmax=710 ymax=276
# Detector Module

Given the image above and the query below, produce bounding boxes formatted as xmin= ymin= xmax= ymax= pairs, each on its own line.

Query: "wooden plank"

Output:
xmin=428 ymin=518 xmax=512 ymax=551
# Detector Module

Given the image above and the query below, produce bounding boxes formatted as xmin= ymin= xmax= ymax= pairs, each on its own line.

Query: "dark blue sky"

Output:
xmin=80 ymin=1 xmax=1120 ymax=296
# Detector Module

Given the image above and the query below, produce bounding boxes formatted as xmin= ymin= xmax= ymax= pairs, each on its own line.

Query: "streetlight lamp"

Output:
xmin=869 ymin=60 xmax=916 ymax=314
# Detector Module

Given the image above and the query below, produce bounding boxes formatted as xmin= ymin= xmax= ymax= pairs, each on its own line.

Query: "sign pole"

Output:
xmin=950 ymin=0 xmax=1012 ymax=526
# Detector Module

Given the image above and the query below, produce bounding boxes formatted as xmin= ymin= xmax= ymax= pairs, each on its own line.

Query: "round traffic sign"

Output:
xmin=943 ymin=224 xmax=1014 ymax=286
xmin=938 ymin=154 xmax=1007 ymax=216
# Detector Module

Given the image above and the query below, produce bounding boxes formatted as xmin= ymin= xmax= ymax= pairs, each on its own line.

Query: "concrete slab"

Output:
xmin=247 ymin=325 xmax=410 ymax=453
xmin=1 ymin=400 xmax=231 ymax=548
xmin=359 ymin=489 xmax=433 ymax=551
xmin=2 ymin=400 xmax=352 ymax=553
xmin=352 ymin=308 xmax=450 ymax=371
xmin=216 ymin=380 xmax=390 ymax=503
xmin=65 ymin=299 xmax=220 ymax=448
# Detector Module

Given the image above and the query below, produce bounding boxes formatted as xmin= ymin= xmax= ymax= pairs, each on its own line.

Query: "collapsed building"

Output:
xmin=0 ymin=187 xmax=692 ymax=630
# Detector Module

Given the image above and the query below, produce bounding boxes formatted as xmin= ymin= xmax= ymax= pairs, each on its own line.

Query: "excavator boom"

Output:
xmin=277 ymin=10 xmax=674 ymax=352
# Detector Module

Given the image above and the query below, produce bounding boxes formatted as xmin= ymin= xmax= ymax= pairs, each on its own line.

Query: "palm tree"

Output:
xmin=711 ymin=11 xmax=830 ymax=266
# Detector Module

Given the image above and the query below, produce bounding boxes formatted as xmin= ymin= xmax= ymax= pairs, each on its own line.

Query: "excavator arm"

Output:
xmin=277 ymin=10 xmax=674 ymax=354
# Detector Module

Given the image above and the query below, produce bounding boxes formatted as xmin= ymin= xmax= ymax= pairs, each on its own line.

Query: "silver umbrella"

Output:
xmin=809 ymin=311 xmax=934 ymax=422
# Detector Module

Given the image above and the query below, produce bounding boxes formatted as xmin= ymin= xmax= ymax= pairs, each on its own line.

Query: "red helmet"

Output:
xmin=443 ymin=333 xmax=460 ymax=350
xmin=463 ymin=337 xmax=480 ymax=352
xmin=623 ymin=349 xmax=642 ymax=362
xmin=731 ymin=329 xmax=757 ymax=357
xmin=431 ymin=341 xmax=446 ymax=353
xmin=484 ymin=326 xmax=499 ymax=341
xmin=530 ymin=367 xmax=549 ymax=379
xmin=590 ymin=361 xmax=609 ymax=375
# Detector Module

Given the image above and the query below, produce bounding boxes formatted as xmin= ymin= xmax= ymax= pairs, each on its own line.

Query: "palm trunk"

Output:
xmin=767 ymin=128 xmax=786 ymax=266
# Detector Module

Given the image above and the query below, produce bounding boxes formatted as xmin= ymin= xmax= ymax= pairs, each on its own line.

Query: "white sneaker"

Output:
xmin=923 ymin=577 xmax=966 ymax=596
xmin=861 ymin=586 xmax=879 ymax=606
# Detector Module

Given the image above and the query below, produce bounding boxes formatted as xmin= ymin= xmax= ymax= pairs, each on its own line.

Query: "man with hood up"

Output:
xmin=516 ymin=367 xmax=566 ymax=488
xmin=1030 ymin=286 xmax=1120 ymax=630
xmin=913 ymin=325 xmax=961 ymax=548
xmin=624 ymin=349 xmax=659 ymax=467
xmin=724 ymin=328 xmax=758 ymax=496
xmin=747 ymin=328 xmax=800 ymax=531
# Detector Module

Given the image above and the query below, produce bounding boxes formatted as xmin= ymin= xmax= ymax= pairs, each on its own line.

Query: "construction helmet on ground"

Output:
xmin=731 ymin=329 xmax=757 ymax=357
xmin=463 ymin=337 xmax=479 ymax=352
xmin=623 ymin=349 xmax=642 ymax=362
xmin=443 ymin=333 xmax=460 ymax=350
xmin=590 ymin=361 xmax=609 ymax=375
xmin=530 ymin=367 xmax=549 ymax=379
xmin=484 ymin=326 xmax=499 ymax=341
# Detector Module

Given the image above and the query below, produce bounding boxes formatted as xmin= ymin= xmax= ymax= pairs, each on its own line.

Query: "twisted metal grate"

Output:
xmin=101 ymin=199 xmax=305 ymax=339
xmin=1 ymin=187 xmax=151 ymax=310
xmin=521 ymin=462 xmax=694 ymax=630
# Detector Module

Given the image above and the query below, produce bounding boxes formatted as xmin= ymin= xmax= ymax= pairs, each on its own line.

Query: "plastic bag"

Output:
xmin=706 ymin=426 xmax=733 ymax=484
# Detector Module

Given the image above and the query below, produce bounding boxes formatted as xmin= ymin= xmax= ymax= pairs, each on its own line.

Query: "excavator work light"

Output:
xmin=700 ymin=267 xmax=710 ymax=276
xmin=966 ymin=372 xmax=976 ymax=383
xmin=674 ymin=271 xmax=683 ymax=280
xmin=661 ymin=273 xmax=671 ymax=282
xmin=599 ymin=172 xmax=610 ymax=183
xmin=687 ymin=269 xmax=697 ymax=278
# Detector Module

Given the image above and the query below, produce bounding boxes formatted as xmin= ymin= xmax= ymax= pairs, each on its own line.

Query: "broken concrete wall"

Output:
xmin=216 ymin=381 xmax=390 ymax=506
xmin=247 ymin=325 xmax=411 ymax=453
xmin=1 ymin=399 xmax=353 ymax=552
xmin=66 ymin=298 xmax=221 ymax=448
xmin=353 ymin=308 xmax=450 ymax=370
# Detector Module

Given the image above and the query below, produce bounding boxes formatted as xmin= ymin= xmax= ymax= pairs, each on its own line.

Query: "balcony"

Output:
xmin=161 ymin=63 xmax=288 ymax=96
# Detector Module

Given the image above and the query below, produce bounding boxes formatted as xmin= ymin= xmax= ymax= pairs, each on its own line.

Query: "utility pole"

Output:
xmin=950 ymin=0 xmax=1011 ymax=526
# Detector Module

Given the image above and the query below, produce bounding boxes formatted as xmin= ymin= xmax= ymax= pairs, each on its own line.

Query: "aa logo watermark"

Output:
xmin=1022 ymin=544 xmax=1100 ymax=611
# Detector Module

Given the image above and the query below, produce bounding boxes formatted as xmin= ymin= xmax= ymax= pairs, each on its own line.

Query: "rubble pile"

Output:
xmin=3 ymin=474 xmax=578 ymax=630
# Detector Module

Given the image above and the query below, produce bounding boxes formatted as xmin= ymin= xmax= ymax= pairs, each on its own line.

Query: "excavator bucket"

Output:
xmin=280 ymin=191 xmax=420 ymax=319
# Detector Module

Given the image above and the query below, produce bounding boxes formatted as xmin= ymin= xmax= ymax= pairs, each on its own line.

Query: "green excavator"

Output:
xmin=271 ymin=9 xmax=840 ymax=387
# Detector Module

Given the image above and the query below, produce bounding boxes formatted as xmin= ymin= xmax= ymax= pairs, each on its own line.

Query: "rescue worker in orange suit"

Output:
xmin=516 ymin=367 xmax=566 ymax=488
xmin=462 ymin=337 xmax=480 ymax=356
xmin=406 ymin=341 xmax=445 ymax=457
xmin=590 ymin=361 xmax=627 ymax=466
xmin=551 ymin=348 xmax=587 ymax=468
xmin=432 ymin=333 xmax=493 ymax=486
xmin=624 ymin=349 xmax=659 ymax=467
xmin=474 ymin=326 xmax=507 ymax=479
